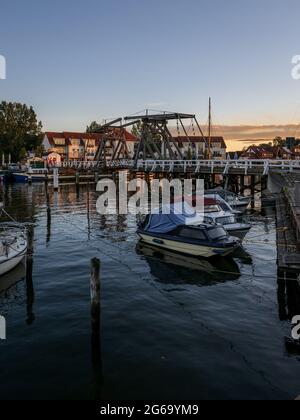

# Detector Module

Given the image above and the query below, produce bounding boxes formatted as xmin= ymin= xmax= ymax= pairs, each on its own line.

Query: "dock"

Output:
xmin=276 ymin=177 xmax=300 ymax=272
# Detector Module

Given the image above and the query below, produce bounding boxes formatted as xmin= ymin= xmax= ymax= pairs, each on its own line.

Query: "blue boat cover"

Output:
xmin=144 ymin=203 xmax=204 ymax=234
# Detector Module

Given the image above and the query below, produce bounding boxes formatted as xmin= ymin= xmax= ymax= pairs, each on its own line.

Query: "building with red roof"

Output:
xmin=43 ymin=130 xmax=138 ymax=161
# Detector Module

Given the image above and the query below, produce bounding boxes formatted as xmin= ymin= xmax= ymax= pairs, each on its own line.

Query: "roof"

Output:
xmin=242 ymin=145 xmax=275 ymax=158
xmin=45 ymin=130 xmax=138 ymax=146
xmin=174 ymin=136 xmax=227 ymax=148
xmin=63 ymin=132 xmax=102 ymax=141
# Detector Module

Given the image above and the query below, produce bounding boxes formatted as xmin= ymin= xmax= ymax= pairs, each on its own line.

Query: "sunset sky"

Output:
xmin=1 ymin=0 xmax=300 ymax=151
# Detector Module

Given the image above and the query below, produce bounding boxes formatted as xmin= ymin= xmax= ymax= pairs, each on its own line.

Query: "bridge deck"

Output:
xmin=51 ymin=159 xmax=300 ymax=175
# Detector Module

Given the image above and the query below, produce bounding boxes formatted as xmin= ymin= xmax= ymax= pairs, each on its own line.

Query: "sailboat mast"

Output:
xmin=208 ymin=97 xmax=212 ymax=160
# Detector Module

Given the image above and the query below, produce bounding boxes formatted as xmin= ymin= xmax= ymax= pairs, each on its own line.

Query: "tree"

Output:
xmin=0 ymin=101 xmax=43 ymax=161
xmin=273 ymin=136 xmax=285 ymax=148
xmin=86 ymin=121 xmax=101 ymax=133
xmin=131 ymin=121 xmax=142 ymax=138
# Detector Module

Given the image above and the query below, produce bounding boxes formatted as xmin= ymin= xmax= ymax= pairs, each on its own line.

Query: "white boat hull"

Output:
xmin=138 ymin=233 xmax=237 ymax=258
xmin=0 ymin=254 xmax=25 ymax=276
xmin=224 ymin=224 xmax=251 ymax=240
xmin=0 ymin=233 xmax=27 ymax=277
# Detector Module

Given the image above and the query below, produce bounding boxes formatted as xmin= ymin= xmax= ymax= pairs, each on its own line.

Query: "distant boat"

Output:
xmin=205 ymin=193 xmax=242 ymax=215
xmin=13 ymin=168 xmax=48 ymax=183
xmin=137 ymin=203 xmax=240 ymax=259
xmin=172 ymin=195 xmax=251 ymax=240
xmin=203 ymin=199 xmax=251 ymax=240
xmin=206 ymin=189 xmax=251 ymax=213
xmin=0 ymin=170 xmax=9 ymax=183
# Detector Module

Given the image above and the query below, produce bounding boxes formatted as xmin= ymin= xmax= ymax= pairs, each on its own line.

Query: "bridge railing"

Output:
xmin=136 ymin=159 xmax=300 ymax=174
xmin=48 ymin=159 xmax=300 ymax=174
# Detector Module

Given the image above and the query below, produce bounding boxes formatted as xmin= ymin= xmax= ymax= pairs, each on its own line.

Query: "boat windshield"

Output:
xmin=207 ymin=226 xmax=228 ymax=240
xmin=209 ymin=190 xmax=237 ymax=201
xmin=216 ymin=216 xmax=236 ymax=225
xmin=205 ymin=205 xmax=221 ymax=213
xmin=179 ymin=227 xmax=207 ymax=241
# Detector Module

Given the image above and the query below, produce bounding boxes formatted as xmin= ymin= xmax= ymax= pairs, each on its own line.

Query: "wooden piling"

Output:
xmin=45 ymin=171 xmax=49 ymax=187
xmin=26 ymin=225 xmax=35 ymax=325
xmin=76 ymin=171 xmax=80 ymax=188
xmin=90 ymin=258 xmax=101 ymax=334
xmin=90 ymin=257 xmax=102 ymax=398
xmin=53 ymin=168 xmax=59 ymax=191
xmin=45 ymin=185 xmax=51 ymax=243
xmin=94 ymin=172 xmax=99 ymax=184
xmin=251 ymin=175 xmax=256 ymax=209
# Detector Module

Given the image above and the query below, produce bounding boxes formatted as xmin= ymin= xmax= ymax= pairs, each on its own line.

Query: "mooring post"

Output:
xmin=251 ymin=175 xmax=256 ymax=209
xmin=90 ymin=258 xmax=101 ymax=335
xmin=90 ymin=257 xmax=102 ymax=398
xmin=94 ymin=172 xmax=99 ymax=184
xmin=45 ymin=184 xmax=51 ymax=243
xmin=26 ymin=225 xmax=35 ymax=325
xmin=76 ymin=171 xmax=80 ymax=189
xmin=45 ymin=171 xmax=48 ymax=188
xmin=53 ymin=168 xmax=59 ymax=191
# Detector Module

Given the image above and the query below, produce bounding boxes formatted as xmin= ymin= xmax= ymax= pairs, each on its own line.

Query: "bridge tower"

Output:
xmin=124 ymin=112 xmax=206 ymax=168
xmin=94 ymin=118 xmax=140 ymax=165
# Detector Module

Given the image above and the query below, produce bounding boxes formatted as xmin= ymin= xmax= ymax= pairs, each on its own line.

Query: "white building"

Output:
xmin=171 ymin=136 xmax=227 ymax=160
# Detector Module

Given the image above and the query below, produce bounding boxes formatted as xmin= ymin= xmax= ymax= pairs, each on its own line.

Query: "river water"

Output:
xmin=0 ymin=183 xmax=300 ymax=400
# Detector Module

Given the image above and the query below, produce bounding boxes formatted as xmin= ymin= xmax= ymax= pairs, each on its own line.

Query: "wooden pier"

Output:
xmin=276 ymin=177 xmax=300 ymax=272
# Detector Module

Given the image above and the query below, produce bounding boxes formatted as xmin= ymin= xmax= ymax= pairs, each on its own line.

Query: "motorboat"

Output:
xmin=13 ymin=168 xmax=48 ymax=183
xmin=172 ymin=195 xmax=251 ymax=240
xmin=204 ymin=193 xmax=242 ymax=216
xmin=137 ymin=203 xmax=240 ymax=259
xmin=206 ymin=189 xmax=251 ymax=213
xmin=0 ymin=223 xmax=28 ymax=276
xmin=203 ymin=199 xmax=251 ymax=240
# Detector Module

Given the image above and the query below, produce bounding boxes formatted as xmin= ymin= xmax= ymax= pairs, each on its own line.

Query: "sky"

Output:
xmin=1 ymin=0 xmax=300 ymax=150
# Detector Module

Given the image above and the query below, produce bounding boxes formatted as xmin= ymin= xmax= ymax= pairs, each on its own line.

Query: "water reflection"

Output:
xmin=0 ymin=261 xmax=26 ymax=294
xmin=277 ymin=269 xmax=300 ymax=321
xmin=137 ymin=242 xmax=241 ymax=286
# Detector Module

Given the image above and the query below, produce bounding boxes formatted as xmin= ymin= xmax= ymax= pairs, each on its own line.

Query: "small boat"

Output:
xmin=205 ymin=193 xmax=242 ymax=216
xmin=206 ymin=189 xmax=251 ymax=213
xmin=13 ymin=168 xmax=48 ymax=183
xmin=12 ymin=172 xmax=29 ymax=183
xmin=0 ymin=224 xmax=27 ymax=276
xmin=137 ymin=203 xmax=240 ymax=259
xmin=203 ymin=199 xmax=251 ymax=240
